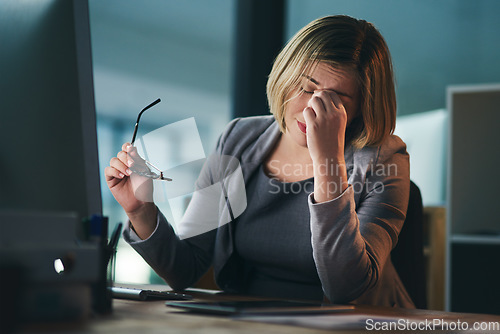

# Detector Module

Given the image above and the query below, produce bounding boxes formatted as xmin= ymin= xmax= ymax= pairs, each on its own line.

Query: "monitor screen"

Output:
xmin=447 ymin=84 xmax=500 ymax=235
xmin=0 ymin=0 xmax=102 ymax=223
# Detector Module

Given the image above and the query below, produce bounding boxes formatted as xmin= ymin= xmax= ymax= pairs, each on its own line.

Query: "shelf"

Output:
xmin=450 ymin=234 xmax=500 ymax=245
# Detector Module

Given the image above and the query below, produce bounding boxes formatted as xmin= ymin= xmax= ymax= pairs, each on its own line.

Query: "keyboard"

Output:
xmin=111 ymin=286 xmax=193 ymax=301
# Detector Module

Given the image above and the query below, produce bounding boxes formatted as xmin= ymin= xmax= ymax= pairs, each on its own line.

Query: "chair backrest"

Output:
xmin=391 ymin=180 xmax=427 ymax=309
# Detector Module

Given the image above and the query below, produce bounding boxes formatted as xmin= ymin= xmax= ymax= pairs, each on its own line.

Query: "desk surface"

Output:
xmin=21 ymin=288 xmax=500 ymax=334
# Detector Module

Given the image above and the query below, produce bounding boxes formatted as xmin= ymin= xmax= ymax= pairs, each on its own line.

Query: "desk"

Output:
xmin=20 ymin=289 xmax=500 ymax=334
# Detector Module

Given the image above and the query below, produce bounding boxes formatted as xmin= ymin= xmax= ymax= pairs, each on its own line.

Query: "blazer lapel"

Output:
xmin=214 ymin=118 xmax=280 ymax=290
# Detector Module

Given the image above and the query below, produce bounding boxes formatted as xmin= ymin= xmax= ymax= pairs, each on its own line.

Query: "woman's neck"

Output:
xmin=264 ymin=132 xmax=314 ymax=182
xmin=275 ymin=132 xmax=313 ymax=166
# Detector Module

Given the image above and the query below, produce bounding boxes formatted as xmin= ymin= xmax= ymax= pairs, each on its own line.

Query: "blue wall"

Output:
xmin=286 ymin=0 xmax=500 ymax=115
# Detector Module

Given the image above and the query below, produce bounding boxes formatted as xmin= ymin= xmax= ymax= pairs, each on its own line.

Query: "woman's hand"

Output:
xmin=104 ymin=142 xmax=157 ymax=239
xmin=303 ymin=90 xmax=349 ymax=202
xmin=303 ymin=90 xmax=347 ymax=162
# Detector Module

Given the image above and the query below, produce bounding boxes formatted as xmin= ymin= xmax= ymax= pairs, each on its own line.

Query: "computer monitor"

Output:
xmin=0 ymin=0 xmax=102 ymax=222
xmin=445 ymin=83 xmax=500 ymax=314
xmin=446 ymin=83 xmax=500 ymax=236
xmin=0 ymin=0 xmax=105 ymax=323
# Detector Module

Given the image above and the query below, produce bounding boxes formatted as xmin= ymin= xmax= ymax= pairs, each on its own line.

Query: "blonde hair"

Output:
xmin=266 ymin=15 xmax=396 ymax=148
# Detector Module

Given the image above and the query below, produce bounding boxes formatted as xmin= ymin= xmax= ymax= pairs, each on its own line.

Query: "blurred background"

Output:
xmin=88 ymin=0 xmax=500 ymax=285
xmin=89 ymin=0 xmax=236 ymax=284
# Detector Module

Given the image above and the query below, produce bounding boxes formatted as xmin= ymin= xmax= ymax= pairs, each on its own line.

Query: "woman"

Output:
xmin=105 ymin=15 xmax=413 ymax=307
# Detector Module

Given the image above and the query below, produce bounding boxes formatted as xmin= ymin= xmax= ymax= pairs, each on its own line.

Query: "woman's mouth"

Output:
xmin=297 ymin=120 xmax=307 ymax=134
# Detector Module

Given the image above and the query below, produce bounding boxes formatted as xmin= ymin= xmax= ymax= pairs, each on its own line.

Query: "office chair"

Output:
xmin=391 ymin=180 xmax=427 ymax=309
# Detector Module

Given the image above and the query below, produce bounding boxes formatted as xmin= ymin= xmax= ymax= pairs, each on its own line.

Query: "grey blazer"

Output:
xmin=124 ymin=115 xmax=414 ymax=308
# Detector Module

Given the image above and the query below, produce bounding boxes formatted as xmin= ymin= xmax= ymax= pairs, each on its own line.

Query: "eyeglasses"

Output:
xmin=129 ymin=98 xmax=172 ymax=181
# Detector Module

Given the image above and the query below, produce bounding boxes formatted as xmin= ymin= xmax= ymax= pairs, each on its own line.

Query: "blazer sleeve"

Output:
xmin=309 ymin=137 xmax=410 ymax=303
xmin=123 ymin=211 xmax=216 ymax=290
xmin=122 ymin=119 xmax=242 ymax=290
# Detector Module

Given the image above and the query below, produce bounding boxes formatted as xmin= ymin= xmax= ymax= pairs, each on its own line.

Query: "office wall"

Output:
xmin=286 ymin=0 xmax=500 ymax=116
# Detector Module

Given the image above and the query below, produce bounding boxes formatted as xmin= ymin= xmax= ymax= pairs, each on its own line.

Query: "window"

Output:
xmin=89 ymin=0 xmax=235 ymax=284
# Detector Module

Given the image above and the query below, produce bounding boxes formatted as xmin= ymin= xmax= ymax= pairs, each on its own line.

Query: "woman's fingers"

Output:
xmin=106 ymin=141 xmax=149 ymax=184
xmin=319 ymin=90 xmax=342 ymax=110
xmin=302 ymin=90 xmax=348 ymax=162
xmin=122 ymin=142 xmax=132 ymax=151
xmin=308 ymin=95 xmax=326 ymax=117
xmin=109 ymin=156 xmax=132 ymax=178
xmin=306 ymin=90 xmax=348 ymax=131
xmin=117 ymin=150 xmax=132 ymax=167
xmin=121 ymin=142 xmax=140 ymax=164
xmin=117 ymin=143 xmax=144 ymax=172
xmin=309 ymin=90 xmax=343 ymax=115
xmin=125 ymin=144 xmax=145 ymax=164
xmin=303 ymin=106 xmax=316 ymax=124
xmin=105 ymin=165 xmax=124 ymax=181
xmin=328 ymin=90 xmax=343 ymax=109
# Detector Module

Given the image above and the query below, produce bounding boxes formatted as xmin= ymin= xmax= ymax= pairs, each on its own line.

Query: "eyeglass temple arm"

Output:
xmin=131 ymin=98 xmax=161 ymax=145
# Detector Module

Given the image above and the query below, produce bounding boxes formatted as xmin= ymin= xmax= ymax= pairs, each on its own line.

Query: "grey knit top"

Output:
xmin=234 ymin=165 xmax=322 ymax=300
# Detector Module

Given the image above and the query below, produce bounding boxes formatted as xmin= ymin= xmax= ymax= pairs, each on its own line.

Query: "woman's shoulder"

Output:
xmin=217 ymin=115 xmax=277 ymax=153
xmin=375 ymin=134 xmax=408 ymax=158
xmin=353 ymin=134 xmax=408 ymax=166
xmin=377 ymin=134 xmax=408 ymax=164
xmin=222 ymin=115 xmax=275 ymax=137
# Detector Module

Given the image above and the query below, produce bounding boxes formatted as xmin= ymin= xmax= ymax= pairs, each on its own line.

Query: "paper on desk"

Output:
xmin=236 ymin=314 xmax=400 ymax=331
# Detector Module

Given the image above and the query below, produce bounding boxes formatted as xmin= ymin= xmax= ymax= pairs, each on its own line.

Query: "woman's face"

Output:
xmin=283 ymin=62 xmax=360 ymax=148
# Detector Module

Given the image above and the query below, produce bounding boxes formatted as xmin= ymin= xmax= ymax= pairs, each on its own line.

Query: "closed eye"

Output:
xmin=300 ymin=87 xmax=314 ymax=94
